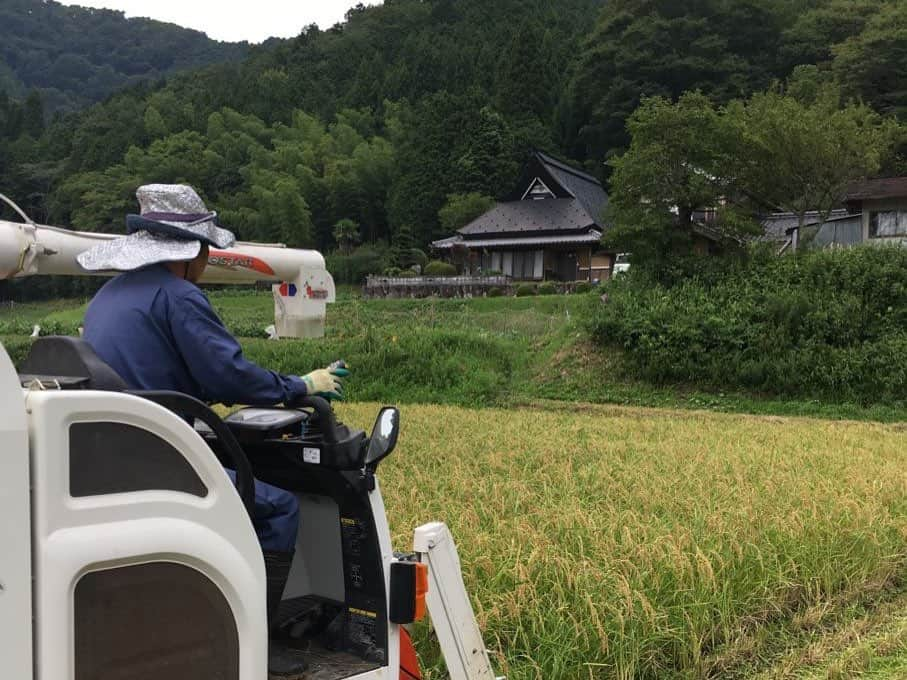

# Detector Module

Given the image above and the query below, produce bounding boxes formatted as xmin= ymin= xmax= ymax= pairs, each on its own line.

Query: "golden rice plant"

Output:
xmin=336 ymin=403 xmax=907 ymax=679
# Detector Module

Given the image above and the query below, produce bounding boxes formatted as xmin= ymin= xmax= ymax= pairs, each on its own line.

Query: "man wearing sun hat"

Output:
xmin=78 ymin=183 xmax=345 ymax=676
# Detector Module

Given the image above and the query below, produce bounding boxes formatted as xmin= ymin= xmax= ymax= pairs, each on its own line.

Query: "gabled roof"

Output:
xmin=528 ymin=151 xmax=609 ymax=225
xmin=457 ymin=198 xmax=596 ymax=237
xmin=431 ymin=151 xmax=610 ymax=250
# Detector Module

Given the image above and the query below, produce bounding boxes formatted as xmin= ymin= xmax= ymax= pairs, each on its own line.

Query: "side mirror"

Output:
xmin=365 ymin=407 xmax=400 ymax=466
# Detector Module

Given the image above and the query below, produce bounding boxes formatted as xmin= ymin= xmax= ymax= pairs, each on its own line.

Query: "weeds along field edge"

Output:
xmin=333 ymin=402 xmax=907 ymax=679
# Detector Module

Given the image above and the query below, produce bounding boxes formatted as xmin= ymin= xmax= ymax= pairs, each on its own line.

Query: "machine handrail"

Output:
xmin=129 ymin=390 xmax=256 ymax=518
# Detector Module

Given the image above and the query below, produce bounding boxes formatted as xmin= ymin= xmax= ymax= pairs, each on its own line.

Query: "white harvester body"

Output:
xmin=0 ymin=339 xmax=498 ymax=680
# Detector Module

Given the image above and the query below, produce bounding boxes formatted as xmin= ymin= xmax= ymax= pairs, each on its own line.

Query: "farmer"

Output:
xmin=77 ymin=183 xmax=347 ymax=677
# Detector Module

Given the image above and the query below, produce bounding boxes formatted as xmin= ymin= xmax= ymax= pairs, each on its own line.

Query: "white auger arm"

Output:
xmin=0 ymin=207 xmax=335 ymax=338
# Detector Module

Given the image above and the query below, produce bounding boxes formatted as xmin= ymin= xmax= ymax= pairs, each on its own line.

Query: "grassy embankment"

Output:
xmin=3 ymin=290 xmax=907 ymax=422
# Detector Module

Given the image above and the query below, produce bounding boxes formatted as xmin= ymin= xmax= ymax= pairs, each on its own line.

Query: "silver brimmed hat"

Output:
xmin=77 ymin=183 xmax=236 ymax=272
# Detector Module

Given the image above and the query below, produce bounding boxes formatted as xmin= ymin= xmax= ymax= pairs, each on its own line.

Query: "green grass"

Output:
xmin=3 ymin=291 xmax=907 ymax=422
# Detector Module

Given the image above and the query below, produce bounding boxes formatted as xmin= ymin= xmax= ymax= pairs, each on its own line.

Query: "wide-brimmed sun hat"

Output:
xmin=77 ymin=183 xmax=236 ymax=272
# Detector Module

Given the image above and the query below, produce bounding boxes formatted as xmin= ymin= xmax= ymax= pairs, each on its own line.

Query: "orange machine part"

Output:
xmin=399 ymin=627 xmax=422 ymax=680
xmin=413 ymin=562 xmax=428 ymax=621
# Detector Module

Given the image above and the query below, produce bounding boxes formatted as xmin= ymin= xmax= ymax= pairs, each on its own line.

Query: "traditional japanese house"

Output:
xmin=432 ymin=151 xmax=612 ymax=281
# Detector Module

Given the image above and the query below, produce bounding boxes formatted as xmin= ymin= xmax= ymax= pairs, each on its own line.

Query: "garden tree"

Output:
xmin=438 ymin=193 xmax=495 ymax=235
xmin=832 ymin=2 xmax=907 ymax=120
xmin=390 ymin=222 xmax=417 ymax=269
xmin=728 ymin=87 xmax=899 ymax=241
xmin=606 ymin=92 xmax=749 ymax=271
xmin=569 ymin=0 xmax=791 ymax=166
xmin=332 ymin=218 xmax=360 ymax=254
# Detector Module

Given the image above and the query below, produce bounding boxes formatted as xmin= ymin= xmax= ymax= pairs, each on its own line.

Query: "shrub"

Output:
xmin=574 ymin=281 xmax=592 ymax=294
xmin=586 ymin=246 xmax=907 ymax=403
xmin=537 ymin=282 xmax=558 ymax=295
xmin=424 ymin=260 xmax=458 ymax=276
xmin=515 ymin=283 xmax=537 ymax=297
xmin=486 ymin=287 xmax=503 ymax=298
xmin=402 ymin=248 xmax=429 ymax=269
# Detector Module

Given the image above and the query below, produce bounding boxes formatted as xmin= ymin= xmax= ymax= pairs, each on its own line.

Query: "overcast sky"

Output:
xmin=57 ymin=1 xmax=382 ymax=43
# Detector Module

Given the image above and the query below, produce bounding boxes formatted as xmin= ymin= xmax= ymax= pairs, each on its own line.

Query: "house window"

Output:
xmin=869 ymin=211 xmax=907 ymax=238
xmin=480 ymin=250 xmax=542 ymax=278
xmin=511 ymin=251 xmax=542 ymax=280
xmin=480 ymin=251 xmax=502 ymax=273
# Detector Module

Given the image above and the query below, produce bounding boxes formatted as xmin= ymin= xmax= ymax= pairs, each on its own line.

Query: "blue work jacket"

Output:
xmin=84 ymin=264 xmax=308 ymax=405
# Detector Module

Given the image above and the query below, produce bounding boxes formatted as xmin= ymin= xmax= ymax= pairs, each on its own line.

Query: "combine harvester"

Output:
xmin=0 ymin=203 xmax=500 ymax=680
xmin=0 ymin=197 xmax=333 ymax=338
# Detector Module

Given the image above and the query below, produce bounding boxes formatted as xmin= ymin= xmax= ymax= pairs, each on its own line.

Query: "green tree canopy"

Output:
xmin=729 ymin=86 xmax=898 ymax=234
xmin=833 ymin=2 xmax=907 ymax=119
xmin=606 ymin=92 xmax=745 ymax=269
xmin=438 ymin=192 xmax=495 ymax=235
xmin=608 ymin=85 xmax=900 ymax=268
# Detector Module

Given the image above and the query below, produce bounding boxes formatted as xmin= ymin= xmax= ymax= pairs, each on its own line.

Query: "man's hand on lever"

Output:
xmin=300 ymin=360 xmax=349 ymax=400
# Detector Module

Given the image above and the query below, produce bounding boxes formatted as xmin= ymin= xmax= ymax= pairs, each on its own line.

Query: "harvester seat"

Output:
xmin=18 ymin=335 xmax=129 ymax=391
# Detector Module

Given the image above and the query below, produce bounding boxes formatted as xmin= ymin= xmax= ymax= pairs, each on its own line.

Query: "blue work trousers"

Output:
xmin=225 ymin=469 xmax=299 ymax=552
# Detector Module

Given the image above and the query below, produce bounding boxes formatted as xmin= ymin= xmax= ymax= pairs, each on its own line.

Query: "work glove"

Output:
xmin=301 ymin=360 xmax=349 ymax=400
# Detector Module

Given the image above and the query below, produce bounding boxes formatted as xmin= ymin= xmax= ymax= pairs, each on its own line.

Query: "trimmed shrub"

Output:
xmin=515 ymin=283 xmax=537 ymax=297
xmin=486 ymin=287 xmax=504 ymax=298
xmin=424 ymin=260 xmax=458 ymax=276
xmin=538 ymin=282 xmax=558 ymax=295
xmin=405 ymin=248 xmax=429 ymax=269
xmin=574 ymin=281 xmax=592 ymax=294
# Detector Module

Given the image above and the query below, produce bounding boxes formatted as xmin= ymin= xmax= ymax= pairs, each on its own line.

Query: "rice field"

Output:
xmin=3 ymin=294 xmax=906 ymax=676
xmin=332 ymin=402 xmax=907 ymax=679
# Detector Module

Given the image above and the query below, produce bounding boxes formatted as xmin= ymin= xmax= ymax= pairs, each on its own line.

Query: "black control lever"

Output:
xmin=292 ymin=395 xmax=338 ymax=444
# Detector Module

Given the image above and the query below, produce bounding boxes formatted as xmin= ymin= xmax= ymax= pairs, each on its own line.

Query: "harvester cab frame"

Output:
xmin=0 ymin=336 xmax=498 ymax=680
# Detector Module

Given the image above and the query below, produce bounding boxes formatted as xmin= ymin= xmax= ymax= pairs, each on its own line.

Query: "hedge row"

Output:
xmin=587 ymin=246 xmax=907 ymax=404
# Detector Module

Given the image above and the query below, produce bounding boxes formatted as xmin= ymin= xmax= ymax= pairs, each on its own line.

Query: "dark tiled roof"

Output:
xmin=457 ymin=198 xmax=596 ymax=236
xmin=535 ymin=151 xmax=609 ymax=223
xmin=845 ymin=177 xmax=907 ymax=201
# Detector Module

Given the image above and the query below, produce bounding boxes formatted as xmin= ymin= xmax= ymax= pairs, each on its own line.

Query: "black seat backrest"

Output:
xmin=19 ymin=336 xmax=129 ymax=391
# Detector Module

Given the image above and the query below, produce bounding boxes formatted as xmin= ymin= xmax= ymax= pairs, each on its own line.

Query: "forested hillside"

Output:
xmin=0 ymin=0 xmax=248 ymax=112
xmin=2 ymin=0 xmax=906 ymax=289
